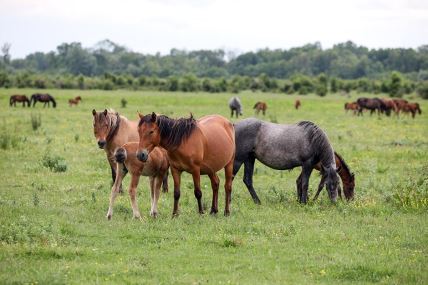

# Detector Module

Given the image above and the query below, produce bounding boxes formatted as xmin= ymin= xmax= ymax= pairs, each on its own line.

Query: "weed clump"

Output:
xmin=31 ymin=114 xmax=42 ymax=131
xmin=42 ymin=153 xmax=67 ymax=172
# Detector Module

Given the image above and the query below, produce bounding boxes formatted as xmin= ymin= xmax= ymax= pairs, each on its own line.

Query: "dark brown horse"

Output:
xmin=30 ymin=93 xmax=57 ymax=108
xmin=344 ymin=102 xmax=358 ymax=115
xmin=69 ymin=96 xmax=82 ymax=106
xmin=356 ymin=97 xmax=386 ymax=116
xmin=402 ymin=102 xmax=422 ymax=118
xmin=253 ymin=101 xmax=267 ymax=115
xmin=10 ymin=95 xmax=30 ymax=107
xmin=381 ymin=99 xmax=399 ymax=116
xmin=137 ymin=113 xmax=235 ymax=216
xmin=295 ymin=99 xmax=301 ymax=110
xmin=312 ymin=152 xmax=355 ymax=201
xmin=392 ymin=98 xmax=408 ymax=114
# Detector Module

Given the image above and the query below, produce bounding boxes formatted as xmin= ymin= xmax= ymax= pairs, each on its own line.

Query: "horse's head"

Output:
xmin=136 ymin=112 xmax=160 ymax=162
xmin=92 ymin=109 xmax=110 ymax=149
xmin=322 ymin=165 xmax=340 ymax=202
xmin=344 ymin=172 xmax=355 ymax=200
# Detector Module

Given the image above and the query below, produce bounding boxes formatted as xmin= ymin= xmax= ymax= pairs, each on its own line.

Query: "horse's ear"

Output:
xmin=190 ymin=112 xmax=194 ymax=119
xmin=137 ymin=111 xmax=144 ymax=119
xmin=92 ymin=109 xmax=96 ymax=116
xmin=151 ymin=112 xmax=156 ymax=122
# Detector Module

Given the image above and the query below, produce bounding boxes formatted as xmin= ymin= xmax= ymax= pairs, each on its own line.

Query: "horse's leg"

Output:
xmin=230 ymin=109 xmax=234 ymax=118
xmin=296 ymin=173 xmax=302 ymax=200
xmin=150 ymin=174 xmax=163 ymax=217
xmin=161 ymin=170 xmax=169 ymax=193
xmin=109 ymin=159 xmax=124 ymax=193
xmin=191 ymin=169 xmax=204 ymax=214
xmin=106 ymin=163 xmax=126 ymax=220
xmin=149 ymin=176 xmax=155 ymax=213
xmin=224 ymin=160 xmax=234 ymax=216
xmin=263 ymin=109 xmax=265 ymax=116
xmin=313 ymin=174 xmax=326 ymax=201
xmin=128 ymin=174 xmax=142 ymax=219
xmin=338 ymin=183 xmax=343 ymax=200
xmin=171 ymin=167 xmax=182 ymax=217
xmin=208 ymin=173 xmax=220 ymax=214
xmin=299 ymin=165 xmax=313 ymax=204
xmin=243 ymin=156 xmax=261 ymax=204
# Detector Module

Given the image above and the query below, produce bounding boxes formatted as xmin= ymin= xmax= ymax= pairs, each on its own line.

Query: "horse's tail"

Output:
xmin=9 ymin=96 xmax=13 ymax=106
xmin=114 ymin=147 xmax=127 ymax=164
xmin=50 ymin=96 xmax=57 ymax=108
xmin=416 ymin=103 xmax=422 ymax=114
xmin=253 ymin=102 xmax=259 ymax=109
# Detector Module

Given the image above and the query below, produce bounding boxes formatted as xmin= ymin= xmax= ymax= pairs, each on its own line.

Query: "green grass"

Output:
xmin=0 ymin=88 xmax=427 ymax=284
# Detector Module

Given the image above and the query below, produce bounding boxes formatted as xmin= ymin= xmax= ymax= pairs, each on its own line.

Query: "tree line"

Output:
xmin=0 ymin=40 xmax=427 ymax=98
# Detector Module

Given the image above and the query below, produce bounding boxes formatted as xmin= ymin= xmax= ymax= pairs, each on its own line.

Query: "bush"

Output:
xmin=417 ymin=81 xmax=428 ymax=99
xmin=42 ymin=153 xmax=67 ymax=172
xmin=121 ymin=98 xmax=128 ymax=108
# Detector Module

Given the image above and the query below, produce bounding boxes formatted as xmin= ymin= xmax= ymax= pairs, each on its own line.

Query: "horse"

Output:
xmin=233 ymin=118 xmax=339 ymax=204
xmin=381 ymin=98 xmax=399 ymax=116
xmin=136 ymin=113 xmax=235 ymax=216
xmin=30 ymin=93 xmax=57 ymax=108
xmin=356 ymin=97 xmax=386 ymax=116
xmin=344 ymin=102 xmax=358 ymax=115
xmin=229 ymin=97 xmax=243 ymax=118
xmin=9 ymin=95 xmax=30 ymax=107
xmin=69 ymin=96 xmax=82 ymax=106
xmin=253 ymin=101 xmax=267 ymax=115
xmin=295 ymin=99 xmax=301 ymax=110
xmin=106 ymin=143 xmax=169 ymax=220
xmin=92 ymin=109 xmax=169 ymax=194
xmin=312 ymin=152 xmax=355 ymax=201
xmin=402 ymin=102 xmax=422 ymax=118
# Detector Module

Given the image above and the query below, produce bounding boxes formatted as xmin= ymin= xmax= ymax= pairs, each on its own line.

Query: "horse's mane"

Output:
xmin=334 ymin=151 xmax=353 ymax=177
xmin=139 ymin=114 xmax=197 ymax=149
xmin=297 ymin=121 xmax=334 ymax=166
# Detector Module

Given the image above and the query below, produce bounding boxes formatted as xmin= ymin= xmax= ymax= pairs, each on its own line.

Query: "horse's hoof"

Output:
xmin=172 ymin=213 xmax=179 ymax=218
xmin=210 ymin=209 xmax=218 ymax=215
xmin=107 ymin=214 xmax=112 ymax=220
xmin=150 ymin=212 xmax=158 ymax=218
xmin=224 ymin=211 xmax=230 ymax=217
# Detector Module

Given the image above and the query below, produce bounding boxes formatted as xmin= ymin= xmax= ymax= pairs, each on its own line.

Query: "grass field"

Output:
xmin=0 ymin=88 xmax=427 ymax=284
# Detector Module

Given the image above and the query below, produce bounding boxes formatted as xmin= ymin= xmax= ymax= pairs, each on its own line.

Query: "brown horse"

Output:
xmin=381 ymin=98 xmax=399 ymax=116
xmin=312 ymin=152 xmax=355 ymax=201
xmin=344 ymin=102 xmax=359 ymax=115
xmin=106 ymin=143 xmax=169 ymax=220
xmin=392 ymin=98 xmax=408 ymax=116
xmin=10 ymin=95 xmax=30 ymax=107
xmin=69 ymin=96 xmax=82 ymax=106
xmin=30 ymin=93 xmax=57 ymax=108
xmin=137 ymin=113 xmax=235 ymax=216
xmin=253 ymin=101 xmax=267 ymax=115
xmin=295 ymin=99 xmax=301 ymax=110
xmin=402 ymin=102 xmax=422 ymax=118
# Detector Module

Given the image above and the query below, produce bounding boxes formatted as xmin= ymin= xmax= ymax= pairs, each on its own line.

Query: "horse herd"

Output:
xmin=93 ymin=108 xmax=355 ymax=219
xmin=9 ymin=94 xmax=82 ymax=107
xmin=228 ymin=96 xmax=301 ymax=118
xmin=345 ymin=97 xmax=422 ymax=118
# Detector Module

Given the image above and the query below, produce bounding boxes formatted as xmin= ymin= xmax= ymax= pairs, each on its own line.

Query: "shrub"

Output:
xmin=417 ymin=81 xmax=428 ymax=99
xmin=31 ymin=114 xmax=42 ymax=131
xmin=42 ymin=153 xmax=67 ymax=172
xmin=121 ymin=98 xmax=128 ymax=108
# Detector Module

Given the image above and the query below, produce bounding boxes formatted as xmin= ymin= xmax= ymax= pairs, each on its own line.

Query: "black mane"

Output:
xmin=139 ymin=114 xmax=197 ymax=149
xmin=297 ymin=121 xmax=334 ymax=166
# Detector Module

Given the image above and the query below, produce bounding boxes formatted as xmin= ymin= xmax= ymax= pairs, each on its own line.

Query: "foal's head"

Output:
xmin=92 ymin=109 xmax=112 ymax=149
xmin=323 ymin=165 xmax=340 ymax=202
xmin=136 ymin=112 xmax=161 ymax=162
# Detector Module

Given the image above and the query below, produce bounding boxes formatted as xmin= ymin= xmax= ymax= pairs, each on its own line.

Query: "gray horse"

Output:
xmin=229 ymin=97 xmax=243 ymax=118
xmin=233 ymin=118 xmax=339 ymax=204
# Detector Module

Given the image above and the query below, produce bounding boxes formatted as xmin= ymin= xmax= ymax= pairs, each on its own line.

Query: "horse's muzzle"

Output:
xmin=137 ymin=150 xmax=149 ymax=162
xmin=97 ymin=140 xmax=106 ymax=149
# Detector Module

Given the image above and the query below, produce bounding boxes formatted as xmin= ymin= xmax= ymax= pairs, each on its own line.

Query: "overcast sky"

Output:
xmin=1 ymin=0 xmax=427 ymax=59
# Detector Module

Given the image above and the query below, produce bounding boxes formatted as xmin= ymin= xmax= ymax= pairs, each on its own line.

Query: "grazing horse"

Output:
xmin=229 ymin=97 xmax=243 ymax=118
xmin=392 ymin=98 xmax=408 ymax=114
xmin=344 ymin=102 xmax=359 ymax=115
xmin=253 ymin=101 xmax=267 ymax=115
xmin=356 ymin=97 xmax=386 ymax=116
xmin=106 ymin=143 xmax=169 ymax=220
xmin=92 ymin=109 xmax=168 ymax=194
xmin=295 ymin=99 xmax=301 ymax=110
xmin=381 ymin=99 xmax=399 ymax=116
xmin=30 ymin=93 xmax=57 ymax=108
xmin=69 ymin=96 xmax=82 ymax=106
xmin=312 ymin=152 xmax=355 ymax=201
xmin=137 ymin=113 xmax=235 ymax=216
xmin=9 ymin=95 xmax=30 ymax=107
xmin=233 ymin=118 xmax=339 ymax=204
xmin=402 ymin=102 xmax=422 ymax=118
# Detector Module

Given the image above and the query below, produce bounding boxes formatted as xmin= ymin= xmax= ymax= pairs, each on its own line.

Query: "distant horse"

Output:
xmin=92 ymin=109 xmax=169 ymax=194
xmin=356 ymin=97 xmax=386 ymax=116
xmin=402 ymin=102 xmax=422 ymax=118
xmin=229 ymin=97 xmax=243 ymax=118
xmin=392 ymin=98 xmax=408 ymax=113
xmin=233 ymin=118 xmax=339 ymax=204
xmin=9 ymin=95 xmax=30 ymax=107
xmin=106 ymin=143 xmax=169 ymax=220
xmin=381 ymin=99 xmax=399 ymax=116
xmin=137 ymin=113 xmax=235 ymax=216
xmin=69 ymin=96 xmax=82 ymax=106
xmin=344 ymin=102 xmax=359 ymax=115
xmin=295 ymin=99 xmax=301 ymax=110
xmin=30 ymin=93 xmax=57 ymax=108
xmin=312 ymin=152 xmax=355 ymax=201
xmin=253 ymin=101 xmax=267 ymax=115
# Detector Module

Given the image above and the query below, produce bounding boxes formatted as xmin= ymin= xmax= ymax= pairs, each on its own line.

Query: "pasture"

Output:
xmin=0 ymin=89 xmax=427 ymax=284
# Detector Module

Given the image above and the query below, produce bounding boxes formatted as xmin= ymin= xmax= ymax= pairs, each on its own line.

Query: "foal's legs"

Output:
xmin=162 ymin=170 xmax=169 ymax=193
xmin=208 ymin=173 xmax=220 ymax=214
xmin=127 ymin=175 xmax=142 ymax=219
xmin=191 ymin=169 xmax=204 ymax=214
xmin=106 ymin=163 xmax=126 ymax=220
xmin=243 ymin=156 xmax=261 ymax=204
xmin=171 ymin=167 xmax=182 ymax=216
xmin=150 ymin=175 xmax=162 ymax=217
xmin=224 ymin=159 xmax=234 ymax=216
xmin=313 ymin=174 xmax=326 ymax=201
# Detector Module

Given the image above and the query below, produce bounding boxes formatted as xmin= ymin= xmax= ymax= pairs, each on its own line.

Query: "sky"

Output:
xmin=1 ymin=0 xmax=428 ymax=59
